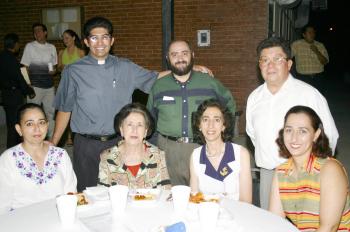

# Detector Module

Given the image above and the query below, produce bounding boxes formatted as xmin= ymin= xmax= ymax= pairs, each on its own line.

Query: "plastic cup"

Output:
xmin=199 ymin=202 xmax=220 ymax=232
xmin=48 ymin=62 xmax=53 ymax=72
xmin=109 ymin=185 xmax=129 ymax=219
xmin=56 ymin=194 xmax=77 ymax=228
xmin=171 ymin=185 xmax=191 ymax=215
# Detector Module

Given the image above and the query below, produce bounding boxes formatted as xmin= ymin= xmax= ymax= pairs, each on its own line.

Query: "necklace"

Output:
xmin=206 ymin=144 xmax=225 ymax=158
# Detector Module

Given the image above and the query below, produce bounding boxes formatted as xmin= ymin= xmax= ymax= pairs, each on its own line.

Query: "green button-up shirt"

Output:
xmin=147 ymin=71 xmax=236 ymax=138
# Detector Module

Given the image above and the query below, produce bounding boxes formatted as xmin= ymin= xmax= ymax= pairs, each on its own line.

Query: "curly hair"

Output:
xmin=192 ymin=99 xmax=234 ymax=145
xmin=276 ymin=105 xmax=332 ymax=159
xmin=114 ymin=103 xmax=154 ymax=138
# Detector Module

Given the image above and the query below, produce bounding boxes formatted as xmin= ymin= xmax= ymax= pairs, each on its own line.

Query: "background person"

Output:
xmin=0 ymin=103 xmax=76 ymax=214
xmin=57 ymin=29 xmax=85 ymax=72
xmin=0 ymin=33 xmax=35 ymax=148
xmin=20 ymin=23 xmax=57 ymax=138
xmin=291 ymin=25 xmax=329 ymax=92
xmin=98 ymin=103 xmax=171 ymax=189
xmin=246 ymin=36 xmax=338 ymax=209
xmin=190 ymin=99 xmax=252 ymax=203
xmin=57 ymin=29 xmax=85 ymax=146
xmin=269 ymin=105 xmax=350 ymax=231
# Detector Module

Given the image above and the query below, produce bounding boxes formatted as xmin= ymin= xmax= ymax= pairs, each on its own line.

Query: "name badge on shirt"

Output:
xmin=163 ymin=96 xmax=174 ymax=101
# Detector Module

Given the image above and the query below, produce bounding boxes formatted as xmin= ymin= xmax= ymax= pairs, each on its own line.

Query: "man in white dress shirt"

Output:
xmin=246 ymin=37 xmax=338 ymax=209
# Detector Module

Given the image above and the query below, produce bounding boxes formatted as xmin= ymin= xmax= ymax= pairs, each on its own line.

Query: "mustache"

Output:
xmin=175 ymin=61 xmax=187 ymax=65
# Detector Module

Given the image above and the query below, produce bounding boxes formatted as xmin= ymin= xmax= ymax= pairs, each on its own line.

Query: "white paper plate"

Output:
xmin=77 ymin=201 xmax=111 ymax=218
xmin=83 ymin=186 xmax=109 ymax=203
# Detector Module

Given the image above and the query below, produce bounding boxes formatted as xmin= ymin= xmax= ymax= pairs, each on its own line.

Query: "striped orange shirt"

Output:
xmin=277 ymin=155 xmax=350 ymax=231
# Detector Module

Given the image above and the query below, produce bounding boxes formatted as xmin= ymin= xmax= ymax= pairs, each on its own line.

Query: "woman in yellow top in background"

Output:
xmin=58 ymin=29 xmax=85 ymax=71
xmin=57 ymin=29 xmax=85 ymax=145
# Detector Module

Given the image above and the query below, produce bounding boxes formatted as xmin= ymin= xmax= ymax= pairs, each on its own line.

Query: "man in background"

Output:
xmin=21 ymin=23 xmax=57 ymax=138
xmin=0 ymin=33 xmax=35 ymax=148
xmin=291 ymin=25 xmax=329 ymax=92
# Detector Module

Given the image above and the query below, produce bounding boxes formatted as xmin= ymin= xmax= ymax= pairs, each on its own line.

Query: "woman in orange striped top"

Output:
xmin=269 ymin=105 xmax=350 ymax=232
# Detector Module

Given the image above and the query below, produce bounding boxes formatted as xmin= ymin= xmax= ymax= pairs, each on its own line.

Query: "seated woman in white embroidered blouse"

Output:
xmin=190 ymin=99 xmax=252 ymax=203
xmin=98 ymin=103 xmax=171 ymax=189
xmin=0 ymin=103 xmax=77 ymax=214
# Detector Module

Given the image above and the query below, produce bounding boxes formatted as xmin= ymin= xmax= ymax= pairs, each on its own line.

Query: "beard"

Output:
xmin=169 ymin=56 xmax=194 ymax=76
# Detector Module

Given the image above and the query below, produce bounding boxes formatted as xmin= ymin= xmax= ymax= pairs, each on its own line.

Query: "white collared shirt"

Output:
xmin=246 ymin=74 xmax=338 ymax=169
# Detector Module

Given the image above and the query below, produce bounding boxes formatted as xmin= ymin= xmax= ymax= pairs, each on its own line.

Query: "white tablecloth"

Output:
xmin=0 ymin=190 xmax=298 ymax=232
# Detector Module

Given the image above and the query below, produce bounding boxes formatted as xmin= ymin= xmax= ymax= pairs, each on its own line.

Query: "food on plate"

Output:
xmin=133 ymin=193 xmax=155 ymax=201
xmin=129 ymin=189 xmax=161 ymax=202
xmin=189 ymin=192 xmax=204 ymax=203
xmin=67 ymin=192 xmax=89 ymax=205
xmin=189 ymin=192 xmax=219 ymax=204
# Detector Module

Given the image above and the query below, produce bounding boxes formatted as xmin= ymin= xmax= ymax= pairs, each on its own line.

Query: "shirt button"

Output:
xmin=182 ymin=85 xmax=185 ymax=88
xmin=184 ymin=115 xmax=187 ymax=118
xmin=183 ymin=100 xmax=186 ymax=103
xmin=183 ymin=131 xmax=186 ymax=134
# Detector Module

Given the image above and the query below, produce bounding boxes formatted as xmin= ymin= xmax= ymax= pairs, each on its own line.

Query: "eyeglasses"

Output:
xmin=88 ymin=34 xmax=112 ymax=43
xmin=259 ymin=56 xmax=287 ymax=66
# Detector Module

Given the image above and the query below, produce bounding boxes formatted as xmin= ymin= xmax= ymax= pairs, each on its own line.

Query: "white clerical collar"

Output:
xmin=97 ymin=59 xmax=105 ymax=65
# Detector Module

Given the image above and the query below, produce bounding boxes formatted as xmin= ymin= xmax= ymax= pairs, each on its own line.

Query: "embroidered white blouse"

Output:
xmin=0 ymin=144 xmax=77 ymax=214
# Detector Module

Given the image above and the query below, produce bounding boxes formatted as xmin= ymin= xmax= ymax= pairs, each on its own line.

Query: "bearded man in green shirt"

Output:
xmin=147 ymin=40 xmax=236 ymax=185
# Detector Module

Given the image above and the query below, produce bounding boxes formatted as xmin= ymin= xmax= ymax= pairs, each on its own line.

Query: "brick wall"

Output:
xmin=0 ymin=0 xmax=268 ymax=134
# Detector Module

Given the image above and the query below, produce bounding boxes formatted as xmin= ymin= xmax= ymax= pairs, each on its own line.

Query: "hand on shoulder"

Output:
xmin=193 ymin=65 xmax=213 ymax=77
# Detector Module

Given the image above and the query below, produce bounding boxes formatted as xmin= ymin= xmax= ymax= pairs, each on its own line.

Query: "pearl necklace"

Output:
xmin=206 ymin=144 xmax=225 ymax=158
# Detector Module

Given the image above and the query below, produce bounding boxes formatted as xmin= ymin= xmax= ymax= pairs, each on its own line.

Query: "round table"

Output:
xmin=0 ymin=190 xmax=298 ymax=232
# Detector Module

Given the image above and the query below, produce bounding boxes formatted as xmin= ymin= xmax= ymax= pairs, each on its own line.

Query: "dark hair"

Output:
xmin=83 ymin=16 xmax=113 ymax=38
xmin=256 ymin=36 xmax=292 ymax=60
xmin=192 ymin=99 xmax=234 ymax=145
xmin=302 ymin=24 xmax=315 ymax=34
xmin=4 ymin=33 xmax=19 ymax=49
xmin=114 ymin=103 xmax=154 ymax=137
xmin=32 ymin=23 xmax=47 ymax=32
xmin=166 ymin=40 xmax=193 ymax=57
xmin=16 ymin=103 xmax=47 ymax=124
xmin=276 ymin=105 xmax=332 ymax=159
xmin=63 ymin=29 xmax=82 ymax=49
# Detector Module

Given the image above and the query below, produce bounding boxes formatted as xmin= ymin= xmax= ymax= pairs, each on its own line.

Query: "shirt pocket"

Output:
xmin=157 ymin=98 xmax=178 ymax=119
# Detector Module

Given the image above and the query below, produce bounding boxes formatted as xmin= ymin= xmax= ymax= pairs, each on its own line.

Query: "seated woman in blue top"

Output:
xmin=190 ymin=99 xmax=252 ymax=203
xmin=0 ymin=103 xmax=77 ymax=214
